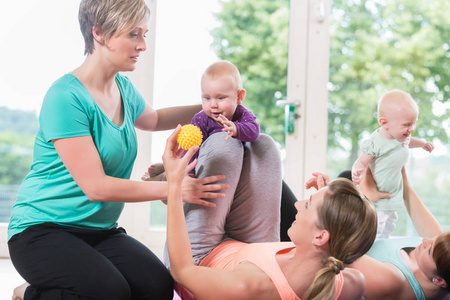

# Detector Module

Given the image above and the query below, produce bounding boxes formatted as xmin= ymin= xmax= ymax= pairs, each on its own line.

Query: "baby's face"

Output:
xmin=201 ymin=75 xmax=240 ymax=122
xmin=385 ymin=108 xmax=418 ymax=142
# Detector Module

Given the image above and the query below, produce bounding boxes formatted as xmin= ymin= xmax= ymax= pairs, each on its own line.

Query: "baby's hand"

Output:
xmin=352 ymin=168 xmax=363 ymax=185
xmin=422 ymin=142 xmax=434 ymax=153
xmin=218 ymin=114 xmax=237 ymax=140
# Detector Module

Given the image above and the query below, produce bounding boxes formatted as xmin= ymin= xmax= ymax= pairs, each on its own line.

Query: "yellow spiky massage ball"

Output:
xmin=177 ymin=124 xmax=203 ymax=150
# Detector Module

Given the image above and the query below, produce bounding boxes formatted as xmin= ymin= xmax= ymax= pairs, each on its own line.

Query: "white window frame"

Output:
xmin=284 ymin=0 xmax=330 ymax=200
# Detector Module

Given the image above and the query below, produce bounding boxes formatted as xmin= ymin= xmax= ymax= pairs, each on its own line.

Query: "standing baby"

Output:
xmin=352 ymin=90 xmax=434 ymax=239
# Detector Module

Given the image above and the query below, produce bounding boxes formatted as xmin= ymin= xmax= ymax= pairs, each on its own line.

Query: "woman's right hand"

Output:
xmin=359 ymin=167 xmax=391 ymax=202
xmin=305 ymin=172 xmax=331 ymax=190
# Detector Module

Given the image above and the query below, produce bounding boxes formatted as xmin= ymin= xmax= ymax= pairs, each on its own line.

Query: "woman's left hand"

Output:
xmin=162 ymin=125 xmax=199 ymax=185
xmin=162 ymin=125 xmax=228 ymax=207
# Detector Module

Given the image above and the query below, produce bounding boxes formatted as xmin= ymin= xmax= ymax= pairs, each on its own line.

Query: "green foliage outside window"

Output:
xmin=211 ymin=0 xmax=289 ymax=145
xmin=212 ymin=0 xmax=450 ymax=233
xmin=0 ymin=107 xmax=37 ymax=185
xmin=212 ymin=0 xmax=450 ymax=165
xmin=0 ymin=107 xmax=37 ymax=222
xmin=329 ymin=0 xmax=450 ymax=167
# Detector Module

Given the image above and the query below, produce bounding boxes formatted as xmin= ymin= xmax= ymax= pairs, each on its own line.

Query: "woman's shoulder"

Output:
xmin=339 ymin=268 xmax=409 ymax=300
xmin=42 ymin=73 xmax=90 ymax=109
xmin=352 ymin=256 xmax=410 ymax=299
xmin=47 ymin=73 xmax=82 ymax=92
xmin=339 ymin=269 xmax=365 ymax=300
xmin=114 ymin=73 xmax=135 ymax=90
xmin=114 ymin=73 xmax=144 ymax=103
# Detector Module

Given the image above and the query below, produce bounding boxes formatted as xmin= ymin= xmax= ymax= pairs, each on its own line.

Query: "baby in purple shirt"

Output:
xmin=144 ymin=60 xmax=260 ymax=179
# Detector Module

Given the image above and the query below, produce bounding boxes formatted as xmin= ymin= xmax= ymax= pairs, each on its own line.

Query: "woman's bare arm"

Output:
xmin=53 ymin=135 xmax=227 ymax=205
xmin=349 ymin=256 xmax=405 ymax=300
xmin=359 ymin=167 xmax=441 ymax=237
xmin=401 ymin=168 xmax=441 ymax=237
xmin=135 ymin=104 xmax=202 ymax=131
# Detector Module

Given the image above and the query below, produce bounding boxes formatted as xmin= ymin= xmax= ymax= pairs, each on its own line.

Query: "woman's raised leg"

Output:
xmin=185 ymin=132 xmax=245 ymax=265
xmin=186 ymin=133 xmax=282 ymax=265
xmin=224 ymin=134 xmax=282 ymax=243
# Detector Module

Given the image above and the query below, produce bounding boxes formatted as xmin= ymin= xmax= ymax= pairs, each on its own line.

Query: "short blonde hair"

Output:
xmin=202 ymin=61 xmax=243 ymax=90
xmin=378 ymin=89 xmax=418 ymax=119
xmin=78 ymin=0 xmax=150 ymax=55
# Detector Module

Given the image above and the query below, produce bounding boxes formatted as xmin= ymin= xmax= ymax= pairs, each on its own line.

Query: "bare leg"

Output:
xmin=12 ymin=282 xmax=29 ymax=300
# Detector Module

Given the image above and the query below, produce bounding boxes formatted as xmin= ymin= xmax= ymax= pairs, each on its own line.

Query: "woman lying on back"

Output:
xmin=162 ymin=125 xmax=377 ymax=300
xmin=305 ymin=169 xmax=449 ymax=300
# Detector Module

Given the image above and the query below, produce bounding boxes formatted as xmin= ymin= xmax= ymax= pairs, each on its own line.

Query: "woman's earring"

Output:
xmin=312 ymin=240 xmax=315 ymax=245
xmin=432 ymin=278 xmax=437 ymax=284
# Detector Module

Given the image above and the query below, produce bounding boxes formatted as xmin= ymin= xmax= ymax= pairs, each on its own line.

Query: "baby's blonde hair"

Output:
xmin=202 ymin=61 xmax=243 ymax=90
xmin=378 ymin=89 xmax=418 ymax=119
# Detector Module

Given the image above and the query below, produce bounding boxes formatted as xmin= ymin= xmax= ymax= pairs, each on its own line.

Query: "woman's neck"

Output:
xmin=277 ymin=247 xmax=325 ymax=298
xmin=405 ymin=248 xmax=448 ymax=300
xmin=418 ymin=273 xmax=449 ymax=300
xmin=71 ymin=56 xmax=124 ymax=126
xmin=72 ymin=54 xmax=117 ymax=92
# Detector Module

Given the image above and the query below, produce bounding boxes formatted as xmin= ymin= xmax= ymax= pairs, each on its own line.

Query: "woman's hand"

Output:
xmin=305 ymin=172 xmax=331 ymax=190
xmin=359 ymin=167 xmax=391 ymax=202
xmin=162 ymin=125 xmax=229 ymax=207
xmin=181 ymin=175 xmax=227 ymax=207
xmin=162 ymin=125 xmax=198 ymax=185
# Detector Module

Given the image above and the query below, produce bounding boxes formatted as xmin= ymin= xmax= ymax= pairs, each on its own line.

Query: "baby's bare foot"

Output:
xmin=149 ymin=163 xmax=165 ymax=177
xmin=141 ymin=171 xmax=166 ymax=182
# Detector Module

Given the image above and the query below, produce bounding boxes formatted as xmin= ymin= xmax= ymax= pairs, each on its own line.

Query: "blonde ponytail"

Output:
xmin=304 ymin=257 xmax=344 ymax=300
xmin=326 ymin=257 xmax=344 ymax=274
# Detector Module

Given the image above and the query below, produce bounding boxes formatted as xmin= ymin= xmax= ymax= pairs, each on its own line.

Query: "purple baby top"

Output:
xmin=185 ymin=104 xmax=260 ymax=173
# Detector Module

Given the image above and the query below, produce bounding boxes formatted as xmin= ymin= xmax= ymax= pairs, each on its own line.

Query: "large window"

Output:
xmin=149 ymin=0 xmax=294 ymax=228
xmin=2 ymin=0 xmax=447 ymax=260
xmin=148 ymin=0 xmax=222 ymax=229
xmin=0 ymin=0 xmax=83 ymax=256
xmin=0 ymin=0 xmax=292 ymax=258
xmin=326 ymin=0 xmax=450 ymax=235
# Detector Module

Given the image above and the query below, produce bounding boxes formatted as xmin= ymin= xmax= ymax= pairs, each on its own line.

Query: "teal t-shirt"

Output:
xmin=361 ymin=129 xmax=409 ymax=211
xmin=8 ymin=73 xmax=146 ymax=240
